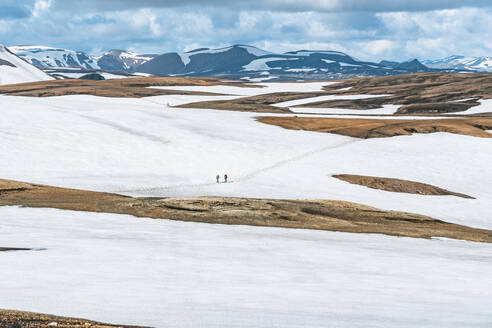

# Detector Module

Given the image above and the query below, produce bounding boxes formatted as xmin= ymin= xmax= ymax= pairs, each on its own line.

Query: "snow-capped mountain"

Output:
xmin=9 ymin=45 xmax=99 ymax=69
xmin=0 ymin=44 xmax=53 ymax=85
xmin=423 ymin=55 xmax=492 ymax=72
xmin=9 ymin=43 xmax=440 ymax=80
xmin=9 ymin=46 xmax=157 ymax=71
xmin=135 ymin=44 xmax=432 ymax=80
xmin=96 ymin=49 xmax=157 ymax=71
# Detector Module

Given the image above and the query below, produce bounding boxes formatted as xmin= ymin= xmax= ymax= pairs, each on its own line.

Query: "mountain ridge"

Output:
xmin=423 ymin=55 xmax=492 ymax=72
xmin=8 ymin=43 xmax=489 ymax=81
xmin=9 ymin=45 xmax=157 ymax=71
xmin=134 ymin=44 xmax=435 ymax=80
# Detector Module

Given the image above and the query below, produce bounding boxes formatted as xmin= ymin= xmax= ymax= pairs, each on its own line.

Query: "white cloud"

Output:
xmin=31 ymin=0 xmax=52 ymax=17
xmin=1 ymin=3 xmax=491 ymax=62
xmin=359 ymin=40 xmax=398 ymax=57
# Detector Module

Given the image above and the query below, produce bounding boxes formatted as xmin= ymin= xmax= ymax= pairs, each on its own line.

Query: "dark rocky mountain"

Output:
xmin=136 ymin=53 xmax=185 ymax=75
xmin=379 ymin=60 xmax=399 ymax=68
xmin=394 ymin=59 xmax=429 ymax=71
xmin=10 ymin=43 xmax=455 ymax=81
xmin=134 ymin=45 xmax=436 ymax=81
xmin=79 ymin=73 xmax=105 ymax=80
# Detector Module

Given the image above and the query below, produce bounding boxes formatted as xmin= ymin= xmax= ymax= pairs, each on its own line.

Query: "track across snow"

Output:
xmin=0 ymin=82 xmax=491 ymax=230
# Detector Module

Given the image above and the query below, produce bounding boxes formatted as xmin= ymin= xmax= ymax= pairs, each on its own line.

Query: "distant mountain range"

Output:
xmin=10 ymin=46 xmax=157 ymax=71
xmin=6 ymin=44 xmax=492 ymax=81
xmin=422 ymin=55 xmax=492 ymax=72
xmin=134 ymin=45 xmax=436 ymax=80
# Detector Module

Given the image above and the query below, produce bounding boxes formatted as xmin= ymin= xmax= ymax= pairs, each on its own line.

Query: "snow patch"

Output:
xmin=285 ymin=68 xmax=316 ymax=72
xmin=242 ymin=57 xmax=292 ymax=71
xmin=462 ymin=99 xmax=492 ymax=114
xmin=272 ymin=94 xmax=390 ymax=108
xmin=292 ymin=104 xmax=400 ymax=115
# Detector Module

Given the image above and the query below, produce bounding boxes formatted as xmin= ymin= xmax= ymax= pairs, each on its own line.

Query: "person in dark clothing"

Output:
xmin=216 ymin=174 xmax=220 ymax=183
xmin=224 ymin=174 xmax=228 ymax=183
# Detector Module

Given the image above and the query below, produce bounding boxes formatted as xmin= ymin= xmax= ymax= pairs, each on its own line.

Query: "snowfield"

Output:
xmin=0 ymin=81 xmax=491 ymax=230
xmin=1 ymin=206 xmax=491 ymax=328
xmin=1 ymin=81 xmax=492 ymax=327
xmin=242 ymin=57 xmax=293 ymax=71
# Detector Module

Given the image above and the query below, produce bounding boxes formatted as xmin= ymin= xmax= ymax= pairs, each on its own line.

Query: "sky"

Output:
xmin=0 ymin=0 xmax=491 ymax=61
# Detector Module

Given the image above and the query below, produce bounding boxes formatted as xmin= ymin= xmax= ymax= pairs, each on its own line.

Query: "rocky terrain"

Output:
xmin=179 ymin=72 xmax=492 ymax=115
xmin=0 ymin=310 xmax=146 ymax=328
xmin=257 ymin=116 xmax=492 ymax=138
xmin=1 ymin=179 xmax=491 ymax=243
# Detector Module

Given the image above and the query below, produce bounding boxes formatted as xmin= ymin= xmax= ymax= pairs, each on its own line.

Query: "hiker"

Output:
xmin=224 ymin=174 xmax=228 ymax=183
xmin=216 ymin=174 xmax=220 ymax=183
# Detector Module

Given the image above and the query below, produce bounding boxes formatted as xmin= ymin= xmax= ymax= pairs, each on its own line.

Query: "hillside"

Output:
xmin=0 ymin=44 xmax=53 ymax=85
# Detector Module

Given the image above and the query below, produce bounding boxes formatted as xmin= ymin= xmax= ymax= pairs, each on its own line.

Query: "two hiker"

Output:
xmin=216 ymin=174 xmax=228 ymax=183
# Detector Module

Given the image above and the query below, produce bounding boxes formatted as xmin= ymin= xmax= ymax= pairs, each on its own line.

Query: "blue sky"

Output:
xmin=0 ymin=0 xmax=491 ymax=61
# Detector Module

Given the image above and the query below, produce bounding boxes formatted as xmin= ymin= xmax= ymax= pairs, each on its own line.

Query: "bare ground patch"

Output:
xmin=333 ymin=174 xmax=474 ymax=199
xmin=312 ymin=72 xmax=492 ymax=114
xmin=177 ymin=92 xmax=329 ymax=113
xmin=0 ymin=76 xmax=257 ymax=98
xmin=177 ymin=73 xmax=492 ymax=115
xmin=0 ymin=309 xmax=148 ymax=328
xmin=1 ymin=179 xmax=491 ymax=243
xmin=257 ymin=116 xmax=492 ymax=138
xmin=0 ymin=247 xmax=32 ymax=252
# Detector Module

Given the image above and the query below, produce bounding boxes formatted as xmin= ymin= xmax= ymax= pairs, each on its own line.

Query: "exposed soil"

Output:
xmin=333 ymin=174 xmax=474 ymax=199
xmin=0 ymin=309 xmax=147 ymax=328
xmin=1 ymin=179 xmax=491 ymax=243
xmin=0 ymin=76 xmax=256 ymax=98
xmin=2 ymin=73 xmax=490 ymax=115
xmin=396 ymin=102 xmax=479 ymax=114
xmin=178 ymin=73 xmax=492 ymax=115
xmin=0 ymin=247 xmax=32 ymax=252
xmin=311 ymin=72 xmax=492 ymax=114
xmin=257 ymin=116 xmax=492 ymax=138
xmin=177 ymin=92 xmax=327 ymax=113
